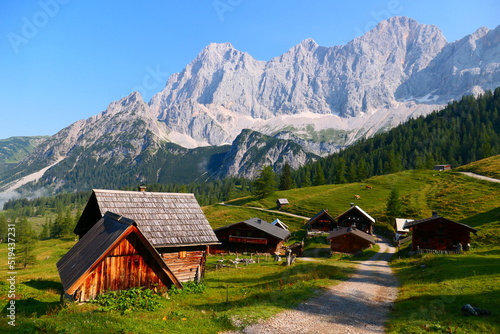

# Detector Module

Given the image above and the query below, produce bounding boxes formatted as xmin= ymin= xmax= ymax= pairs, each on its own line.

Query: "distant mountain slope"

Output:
xmin=0 ymin=136 xmax=48 ymax=175
xmin=0 ymin=136 xmax=48 ymax=164
xmin=292 ymin=88 xmax=500 ymax=186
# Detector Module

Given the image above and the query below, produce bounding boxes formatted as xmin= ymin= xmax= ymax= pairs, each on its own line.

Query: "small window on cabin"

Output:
xmin=179 ymin=251 xmax=186 ymax=258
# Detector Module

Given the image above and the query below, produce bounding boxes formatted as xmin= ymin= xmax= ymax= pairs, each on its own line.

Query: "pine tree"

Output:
xmin=279 ymin=163 xmax=294 ymax=190
xmin=386 ymin=188 xmax=403 ymax=225
xmin=252 ymin=166 xmax=276 ymax=199
xmin=17 ymin=218 xmax=37 ymax=269
xmin=313 ymin=163 xmax=326 ymax=186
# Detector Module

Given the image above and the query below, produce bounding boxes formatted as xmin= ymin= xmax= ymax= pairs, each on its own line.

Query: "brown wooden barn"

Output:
xmin=335 ymin=204 xmax=375 ymax=234
xmin=307 ymin=210 xmax=337 ymax=232
xmin=213 ymin=218 xmax=291 ymax=254
xmin=404 ymin=214 xmax=477 ymax=251
xmin=57 ymin=212 xmax=182 ymax=302
xmin=327 ymin=227 xmax=376 ymax=253
xmin=74 ymin=188 xmax=220 ymax=282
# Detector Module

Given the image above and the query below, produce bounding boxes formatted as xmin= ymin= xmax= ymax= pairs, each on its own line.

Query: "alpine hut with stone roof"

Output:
xmin=74 ymin=188 xmax=220 ymax=282
xmin=335 ymin=204 xmax=375 ymax=234
xmin=307 ymin=210 xmax=337 ymax=232
xmin=404 ymin=213 xmax=477 ymax=252
xmin=57 ymin=212 xmax=182 ymax=302
xmin=327 ymin=226 xmax=376 ymax=253
xmin=213 ymin=218 xmax=291 ymax=254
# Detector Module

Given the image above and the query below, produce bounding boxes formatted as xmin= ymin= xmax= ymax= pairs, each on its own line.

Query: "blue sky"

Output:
xmin=0 ymin=0 xmax=498 ymax=139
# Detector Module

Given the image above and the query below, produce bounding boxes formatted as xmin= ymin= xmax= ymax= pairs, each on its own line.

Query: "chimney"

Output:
xmin=350 ymin=203 xmax=355 ymax=207
xmin=138 ymin=185 xmax=147 ymax=192
xmin=432 ymin=210 xmax=439 ymax=217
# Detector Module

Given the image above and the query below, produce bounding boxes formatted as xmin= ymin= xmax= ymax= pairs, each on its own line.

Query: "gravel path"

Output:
xmin=459 ymin=172 xmax=500 ymax=183
xmin=225 ymin=238 xmax=398 ymax=334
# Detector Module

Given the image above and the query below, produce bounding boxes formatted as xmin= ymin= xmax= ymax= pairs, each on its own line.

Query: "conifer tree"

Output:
xmin=386 ymin=188 xmax=403 ymax=224
xmin=279 ymin=163 xmax=294 ymax=190
xmin=252 ymin=166 xmax=276 ymax=199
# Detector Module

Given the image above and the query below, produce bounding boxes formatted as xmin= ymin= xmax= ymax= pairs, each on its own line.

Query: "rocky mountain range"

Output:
xmin=0 ymin=16 xmax=499 ymax=195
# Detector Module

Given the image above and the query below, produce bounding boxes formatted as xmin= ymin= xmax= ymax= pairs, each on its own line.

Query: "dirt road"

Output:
xmin=225 ymin=238 xmax=398 ymax=334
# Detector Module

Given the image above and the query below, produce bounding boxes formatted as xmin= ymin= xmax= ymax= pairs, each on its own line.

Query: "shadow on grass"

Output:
xmin=2 ymin=298 xmax=61 ymax=317
xmin=460 ymin=207 xmax=500 ymax=228
xmin=391 ymin=289 xmax=500 ymax=331
xmin=394 ymin=253 xmax=500 ymax=283
xmin=208 ymin=263 xmax=346 ymax=286
xmin=24 ymin=279 xmax=62 ymax=293
xmin=224 ymin=196 xmax=258 ymax=206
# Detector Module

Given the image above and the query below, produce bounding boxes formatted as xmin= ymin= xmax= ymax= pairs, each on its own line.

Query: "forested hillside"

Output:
xmin=291 ymin=89 xmax=500 ymax=187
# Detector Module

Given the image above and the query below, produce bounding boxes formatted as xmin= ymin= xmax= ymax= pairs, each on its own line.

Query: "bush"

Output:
xmin=169 ymin=281 xmax=206 ymax=295
xmin=90 ymin=288 xmax=162 ymax=314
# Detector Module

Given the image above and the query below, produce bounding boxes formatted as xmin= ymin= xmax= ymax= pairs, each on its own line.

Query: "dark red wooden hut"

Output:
xmin=74 ymin=188 xmax=220 ymax=282
xmin=335 ymin=204 xmax=375 ymax=234
xmin=57 ymin=212 xmax=182 ymax=302
xmin=327 ymin=227 xmax=376 ymax=253
xmin=213 ymin=218 xmax=291 ymax=254
xmin=307 ymin=210 xmax=337 ymax=232
xmin=404 ymin=214 xmax=477 ymax=251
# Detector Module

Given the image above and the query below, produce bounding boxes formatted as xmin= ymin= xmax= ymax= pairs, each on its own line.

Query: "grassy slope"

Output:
xmin=1 ymin=164 xmax=498 ymax=333
xmin=454 ymin=154 xmax=500 ymax=180
xmin=208 ymin=168 xmax=500 ymax=334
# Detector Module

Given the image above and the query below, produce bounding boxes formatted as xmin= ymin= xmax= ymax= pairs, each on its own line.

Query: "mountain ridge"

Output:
xmin=1 ymin=16 xmax=499 ymax=194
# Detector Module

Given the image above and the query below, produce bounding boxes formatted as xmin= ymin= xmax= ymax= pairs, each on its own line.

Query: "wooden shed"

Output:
xmin=434 ymin=164 xmax=452 ymax=171
xmin=276 ymin=198 xmax=289 ymax=209
xmin=74 ymin=189 xmax=220 ymax=282
xmin=335 ymin=205 xmax=375 ymax=234
xmin=213 ymin=218 xmax=291 ymax=254
xmin=57 ymin=212 xmax=182 ymax=302
xmin=327 ymin=227 xmax=376 ymax=253
xmin=404 ymin=214 xmax=477 ymax=251
xmin=307 ymin=210 xmax=337 ymax=232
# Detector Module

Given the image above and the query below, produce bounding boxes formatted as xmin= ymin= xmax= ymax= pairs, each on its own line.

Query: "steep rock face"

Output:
xmin=396 ymin=25 xmax=500 ymax=101
xmin=30 ymin=92 xmax=166 ymax=164
xmin=215 ymin=129 xmax=318 ymax=179
xmin=149 ymin=17 xmax=454 ymax=147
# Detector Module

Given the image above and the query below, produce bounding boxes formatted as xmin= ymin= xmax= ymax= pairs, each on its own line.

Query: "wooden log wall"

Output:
xmin=74 ymin=234 xmax=169 ymax=302
xmin=161 ymin=250 xmax=205 ymax=283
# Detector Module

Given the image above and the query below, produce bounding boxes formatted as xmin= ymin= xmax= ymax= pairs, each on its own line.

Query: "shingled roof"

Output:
xmin=58 ymin=211 xmax=182 ymax=295
xmin=74 ymin=189 xmax=220 ymax=248
xmin=335 ymin=205 xmax=375 ymax=223
xmin=403 ymin=215 xmax=477 ymax=233
xmin=327 ymin=227 xmax=376 ymax=244
xmin=215 ymin=218 xmax=291 ymax=241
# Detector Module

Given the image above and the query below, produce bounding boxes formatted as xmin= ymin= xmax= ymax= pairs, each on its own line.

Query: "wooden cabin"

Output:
xmin=307 ymin=210 xmax=337 ymax=232
xmin=335 ymin=204 xmax=375 ymax=234
xmin=74 ymin=188 xmax=220 ymax=282
xmin=404 ymin=214 xmax=477 ymax=251
xmin=213 ymin=218 xmax=291 ymax=254
xmin=394 ymin=218 xmax=412 ymax=235
xmin=434 ymin=164 xmax=452 ymax=171
xmin=272 ymin=218 xmax=289 ymax=230
xmin=57 ymin=212 xmax=182 ymax=302
xmin=327 ymin=227 xmax=376 ymax=253
xmin=276 ymin=198 xmax=289 ymax=210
